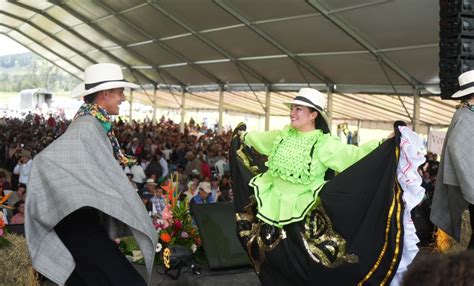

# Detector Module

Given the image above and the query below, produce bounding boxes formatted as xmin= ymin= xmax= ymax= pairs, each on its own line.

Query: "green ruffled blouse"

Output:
xmin=243 ymin=125 xmax=379 ymax=227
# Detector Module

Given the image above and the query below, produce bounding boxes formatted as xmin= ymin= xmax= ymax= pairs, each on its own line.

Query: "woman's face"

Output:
xmin=289 ymin=104 xmax=317 ymax=132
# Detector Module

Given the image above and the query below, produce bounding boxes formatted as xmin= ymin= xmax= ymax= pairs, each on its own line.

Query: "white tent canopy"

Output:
xmin=0 ymin=0 xmax=455 ymax=128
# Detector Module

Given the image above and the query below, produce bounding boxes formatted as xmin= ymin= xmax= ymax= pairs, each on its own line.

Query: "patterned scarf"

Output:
xmin=456 ymin=100 xmax=474 ymax=112
xmin=74 ymin=103 xmax=137 ymax=166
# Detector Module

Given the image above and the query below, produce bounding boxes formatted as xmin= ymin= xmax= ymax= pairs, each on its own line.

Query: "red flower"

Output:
xmin=195 ymin=237 xmax=201 ymax=246
xmin=173 ymin=220 xmax=182 ymax=231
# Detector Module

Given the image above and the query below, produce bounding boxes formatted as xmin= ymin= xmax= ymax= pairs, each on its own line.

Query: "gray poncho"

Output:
xmin=25 ymin=115 xmax=158 ymax=285
xmin=430 ymin=107 xmax=474 ymax=241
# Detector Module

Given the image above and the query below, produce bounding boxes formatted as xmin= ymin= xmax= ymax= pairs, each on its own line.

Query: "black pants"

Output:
xmin=469 ymin=204 xmax=474 ymax=249
xmin=55 ymin=207 xmax=146 ymax=286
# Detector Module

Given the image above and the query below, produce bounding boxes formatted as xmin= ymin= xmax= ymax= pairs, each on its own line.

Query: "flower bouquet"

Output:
xmin=154 ymin=175 xmax=202 ymax=259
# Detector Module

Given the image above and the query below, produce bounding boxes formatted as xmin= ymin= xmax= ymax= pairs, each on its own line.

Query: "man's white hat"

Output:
xmin=284 ymin=87 xmax=327 ymax=111
xmin=452 ymin=70 xmax=474 ymax=98
xmin=198 ymin=182 xmax=212 ymax=194
xmin=71 ymin=63 xmax=139 ymax=98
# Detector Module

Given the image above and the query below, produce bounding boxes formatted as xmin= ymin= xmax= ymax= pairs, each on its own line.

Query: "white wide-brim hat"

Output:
xmin=284 ymin=87 xmax=327 ymax=111
xmin=71 ymin=63 xmax=139 ymax=98
xmin=452 ymin=70 xmax=474 ymax=98
xmin=284 ymin=87 xmax=330 ymax=126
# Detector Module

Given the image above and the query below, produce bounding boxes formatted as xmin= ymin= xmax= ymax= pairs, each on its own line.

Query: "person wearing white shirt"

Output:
xmin=13 ymin=150 xmax=33 ymax=185
xmin=214 ymin=157 xmax=227 ymax=177
xmin=130 ymin=162 xmax=147 ymax=188
xmin=158 ymin=155 xmax=169 ymax=178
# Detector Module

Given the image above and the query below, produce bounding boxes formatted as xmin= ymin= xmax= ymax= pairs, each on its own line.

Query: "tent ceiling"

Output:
xmin=129 ymin=89 xmax=457 ymax=126
xmin=0 ymin=0 xmax=454 ymax=126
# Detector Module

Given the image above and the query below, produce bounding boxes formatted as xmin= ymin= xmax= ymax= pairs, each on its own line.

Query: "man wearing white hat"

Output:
xmin=431 ymin=70 xmax=474 ymax=249
xmin=25 ymin=63 xmax=157 ymax=285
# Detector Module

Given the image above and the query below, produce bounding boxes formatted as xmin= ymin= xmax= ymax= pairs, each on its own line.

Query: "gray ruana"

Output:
xmin=430 ymin=107 xmax=474 ymax=241
xmin=25 ymin=115 xmax=158 ymax=285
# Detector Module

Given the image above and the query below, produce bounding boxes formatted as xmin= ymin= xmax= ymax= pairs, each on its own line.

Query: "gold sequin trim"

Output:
xmin=302 ymin=202 xmax=359 ymax=268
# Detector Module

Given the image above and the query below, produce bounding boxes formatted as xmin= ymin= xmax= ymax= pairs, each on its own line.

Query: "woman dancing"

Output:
xmin=230 ymin=88 xmax=424 ymax=285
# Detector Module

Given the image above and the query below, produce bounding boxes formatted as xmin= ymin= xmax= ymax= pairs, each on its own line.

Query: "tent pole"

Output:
xmin=129 ymin=89 xmax=133 ymax=124
xmin=413 ymin=88 xmax=420 ymax=132
xmin=180 ymin=88 xmax=186 ymax=134
xmin=152 ymin=85 xmax=157 ymax=125
xmin=326 ymin=86 xmax=334 ymax=132
xmin=218 ymin=86 xmax=224 ymax=135
xmin=265 ymin=85 xmax=271 ymax=131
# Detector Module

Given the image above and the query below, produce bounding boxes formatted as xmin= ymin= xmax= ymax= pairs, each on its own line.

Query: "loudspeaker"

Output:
xmin=439 ymin=0 xmax=474 ymax=99
xmin=190 ymin=202 xmax=250 ymax=269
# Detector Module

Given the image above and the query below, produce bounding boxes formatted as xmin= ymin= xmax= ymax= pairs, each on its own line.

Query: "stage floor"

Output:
xmin=41 ymin=264 xmax=260 ymax=286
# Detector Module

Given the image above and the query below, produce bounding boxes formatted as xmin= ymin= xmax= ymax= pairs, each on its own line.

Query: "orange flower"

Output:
xmin=160 ymin=232 xmax=172 ymax=243
xmin=0 ymin=192 xmax=12 ymax=204
xmin=0 ymin=219 xmax=4 ymax=229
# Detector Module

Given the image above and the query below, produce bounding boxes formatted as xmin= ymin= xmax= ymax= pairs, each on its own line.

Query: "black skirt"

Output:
xmin=230 ymin=126 xmax=404 ymax=286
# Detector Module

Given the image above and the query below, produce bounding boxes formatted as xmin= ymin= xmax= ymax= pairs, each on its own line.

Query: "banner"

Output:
xmin=428 ymin=130 xmax=446 ymax=154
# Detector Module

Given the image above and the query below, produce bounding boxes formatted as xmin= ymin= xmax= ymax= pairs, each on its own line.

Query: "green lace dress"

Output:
xmin=242 ymin=125 xmax=379 ymax=227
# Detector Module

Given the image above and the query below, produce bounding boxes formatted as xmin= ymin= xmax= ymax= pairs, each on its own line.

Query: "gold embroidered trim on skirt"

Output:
xmin=302 ymin=201 xmax=358 ymax=268
xmin=235 ymin=196 xmax=286 ymax=273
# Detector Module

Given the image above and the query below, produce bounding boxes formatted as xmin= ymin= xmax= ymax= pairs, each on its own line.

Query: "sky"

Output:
xmin=0 ymin=35 xmax=30 ymax=56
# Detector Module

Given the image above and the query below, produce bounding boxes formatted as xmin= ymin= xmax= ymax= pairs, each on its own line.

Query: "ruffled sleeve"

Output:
xmin=242 ymin=129 xmax=280 ymax=156
xmin=318 ymin=135 xmax=380 ymax=173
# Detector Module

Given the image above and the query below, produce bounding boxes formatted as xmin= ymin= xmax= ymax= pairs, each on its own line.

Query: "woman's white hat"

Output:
xmin=284 ymin=87 xmax=330 ymax=131
xmin=71 ymin=63 xmax=139 ymax=98
xmin=452 ymin=70 xmax=474 ymax=98
xmin=284 ymin=87 xmax=327 ymax=111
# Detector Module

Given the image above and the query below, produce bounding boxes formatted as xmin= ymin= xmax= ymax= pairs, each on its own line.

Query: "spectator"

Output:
xmin=126 ymin=173 xmax=138 ymax=190
xmin=184 ymin=151 xmax=202 ymax=179
xmin=184 ymin=176 xmax=200 ymax=203
xmin=0 ymin=171 xmax=11 ymax=190
xmin=130 ymin=160 xmax=147 ymax=189
xmin=214 ymin=155 xmax=227 ymax=178
xmin=402 ymin=251 xmax=474 ymax=286
xmin=200 ymin=153 xmax=211 ymax=181
xmin=190 ymin=182 xmax=213 ymax=204
xmin=151 ymin=187 xmax=166 ymax=219
xmin=13 ymin=150 xmax=32 ymax=185
xmin=10 ymin=201 xmax=25 ymax=224
xmin=210 ymin=175 xmax=220 ymax=203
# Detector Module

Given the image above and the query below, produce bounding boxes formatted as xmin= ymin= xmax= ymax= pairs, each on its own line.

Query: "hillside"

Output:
xmin=0 ymin=52 xmax=79 ymax=92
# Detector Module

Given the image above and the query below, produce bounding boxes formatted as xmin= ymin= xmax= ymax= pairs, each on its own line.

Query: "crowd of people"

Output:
xmin=0 ymin=112 xmax=234 ymax=225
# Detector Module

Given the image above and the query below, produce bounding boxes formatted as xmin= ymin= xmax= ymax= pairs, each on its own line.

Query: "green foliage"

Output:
xmin=0 ymin=52 xmax=79 ymax=92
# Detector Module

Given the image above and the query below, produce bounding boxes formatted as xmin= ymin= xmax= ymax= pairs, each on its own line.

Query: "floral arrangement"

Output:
xmin=154 ymin=175 xmax=201 ymax=256
xmin=115 ymin=174 xmax=202 ymax=263
xmin=0 ymin=212 xmax=11 ymax=249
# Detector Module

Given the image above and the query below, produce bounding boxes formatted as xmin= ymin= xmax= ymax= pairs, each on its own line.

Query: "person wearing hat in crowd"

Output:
xmin=184 ymin=151 xmax=203 ymax=179
xmin=13 ymin=149 xmax=32 ymax=185
xmin=138 ymin=178 xmax=157 ymax=199
xmin=430 ymin=70 xmax=474 ymax=249
xmin=190 ymin=181 xmax=213 ymax=205
xmin=210 ymin=174 xmax=220 ymax=203
xmin=25 ymin=63 xmax=157 ymax=286
xmin=238 ymin=87 xmax=389 ymax=227
xmin=138 ymin=189 xmax=154 ymax=217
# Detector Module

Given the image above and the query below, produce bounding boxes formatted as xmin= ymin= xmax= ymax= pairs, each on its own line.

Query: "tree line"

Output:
xmin=0 ymin=53 xmax=79 ymax=92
